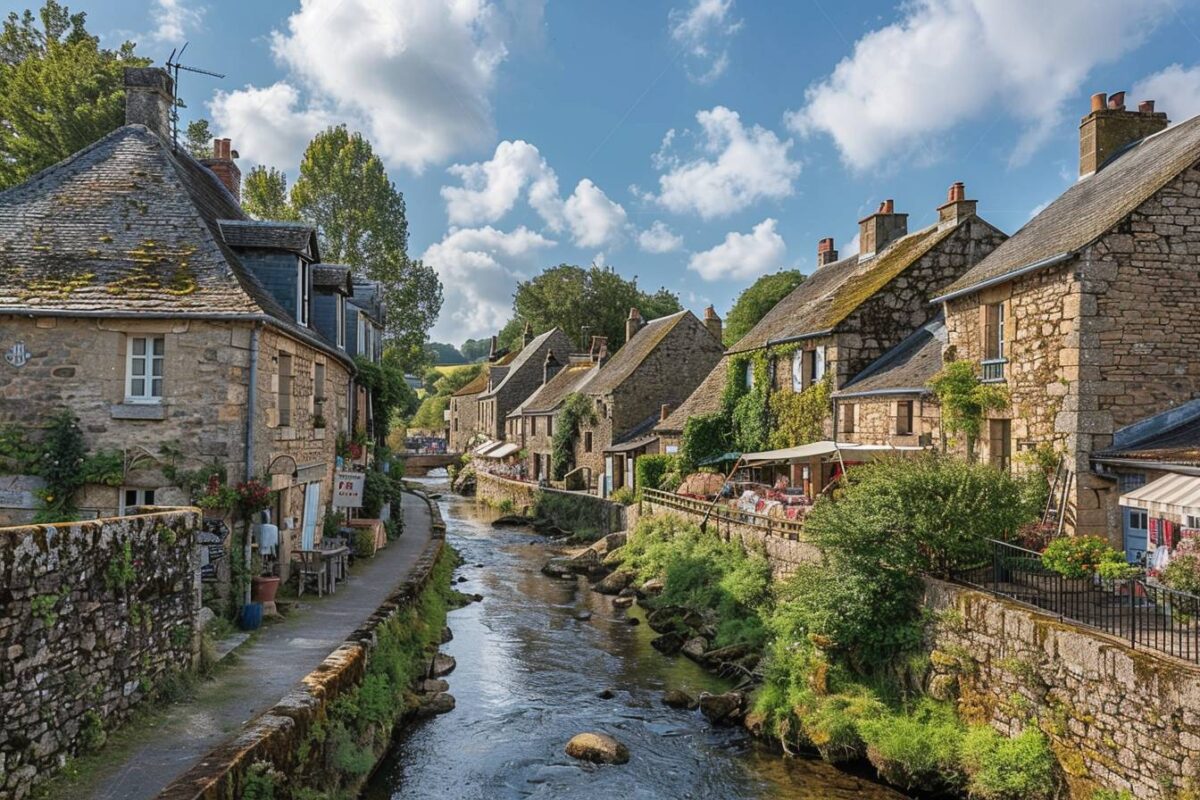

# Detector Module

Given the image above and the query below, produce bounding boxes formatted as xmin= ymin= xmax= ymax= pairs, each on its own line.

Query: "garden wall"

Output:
xmin=0 ymin=508 xmax=201 ymax=799
xmin=925 ymin=579 xmax=1200 ymax=800
xmin=475 ymin=471 xmax=626 ymax=537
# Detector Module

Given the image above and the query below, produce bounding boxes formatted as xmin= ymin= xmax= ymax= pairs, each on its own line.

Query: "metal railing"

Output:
xmin=641 ymin=488 xmax=807 ymax=540
xmin=954 ymin=538 xmax=1200 ymax=664
xmin=981 ymin=358 xmax=1007 ymax=382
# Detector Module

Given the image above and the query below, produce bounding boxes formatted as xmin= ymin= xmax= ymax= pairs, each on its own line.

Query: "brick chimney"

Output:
xmin=124 ymin=67 xmax=174 ymax=140
xmin=488 ymin=335 xmax=499 ymax=362
xmin=200 ymin=138 xmax=241 ymax=202
xmin=543 ymin=350 xmax=562 ymax=385
xmin=703 ymin=305 xmax=723 ymax=343
xmin=1079 ymin=91 xmax=1169 ymax=177
xmin=625 ymin=307 xmax=643 ymax=343
xmin=816 ymin=237 xmax=838 ymax=268
xmin=858 ymin=199 xmax=907 ymax=260
xmin=660 ymin=403 xmax=672 ymax=422
xmin=937 ymin=182 xmax=977 ymax=228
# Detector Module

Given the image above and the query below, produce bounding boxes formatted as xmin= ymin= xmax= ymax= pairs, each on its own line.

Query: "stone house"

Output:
xmin=506 ymin=353 xmax=602 ymax=482
xmin=933 ymin=91 xmax=1200 ymax=552
xmin=447 ymin=337 xmax=517 ymax=453
xmin=576 ymin=309 xmax=725 ymax=495
xmin=657 ymin=185 xmax=1006 ymax=452
xmin=830 ymin=316 xmax=945 ymax=448
xmin=0 ymin=68 xmax=352 ymax=572
xmin=475 ymin=326 xmax=573 ymax=442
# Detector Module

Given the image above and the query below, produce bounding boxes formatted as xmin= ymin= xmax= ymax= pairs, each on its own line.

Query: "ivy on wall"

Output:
xmin=551 ymin=393 xmax=596 ymax=480
xmin=768 ymin=375 xmax=832 ymax=449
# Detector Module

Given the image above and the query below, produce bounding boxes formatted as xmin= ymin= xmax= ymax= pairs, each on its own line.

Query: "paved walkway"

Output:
xmin=74 ymin=493 xmax=434 ymax=800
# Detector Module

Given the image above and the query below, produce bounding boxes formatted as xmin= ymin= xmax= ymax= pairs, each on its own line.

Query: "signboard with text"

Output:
xmin=333 ymin=471 xmax=365 ymax=508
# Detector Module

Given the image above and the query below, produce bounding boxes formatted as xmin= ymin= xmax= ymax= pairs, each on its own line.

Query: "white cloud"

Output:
xmin=1134 ymin=63 xmax=1200 ymax=127
xmin=643 ymin=106 xmax=800 ymax=219
xmin=209 ymin=83 xmax=335 ymax=177
xmin=149 ymin=0 xmax=204 ymax=43
xmin=210 ymin=0 xmax=544 ymax=173
xmin=787 ymin=0 xmax=1175 ymax=170
xmin=422 ymin=226 xmax=556 ymax=342
xmin=561 ymin=179 xmax=628 ymax=248
xmin=688 ymin=218 xmax=786 ymax=281
xmin=638 ymin=221 xmax=684 ymax=254
xmin=668 ymin=0 xmax=742 ymax=83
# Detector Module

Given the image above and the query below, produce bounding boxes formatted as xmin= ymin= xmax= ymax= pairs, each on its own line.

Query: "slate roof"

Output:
xmin=728 ymin=222 xmax=958 ymax=354
xmin=218 ymin=219 xmax=319 ymax=259
xmin=509 ymin=361 xmax=599 ymax=416
xmin=1095 ymin=416 xmax=1200 ymax=466
xmin=656 ymin=354 xmax=730 ymax=433
xmin=833 ymin=316 xmax=946 ymax=398
xmin=481 ymin=328 xmax=565 ymax=399
xmin=349 ymin=278 xmax=385 ymax=324
xmin=586 ymin=311 xmax=692 ymax=395
xmin=313 ymin=264 xmax=352 ymax=294
xmin=0 ymin=124 xmax=351 ymax=365
xmin=939 ymin=114 xmax=1200 ymax=300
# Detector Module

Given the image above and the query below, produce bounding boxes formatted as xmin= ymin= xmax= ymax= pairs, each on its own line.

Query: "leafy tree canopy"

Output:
xmin=0 ymin=1 xmax=146 ymax=189
xmin=241 ymin=164 xmax=299 ymax=221
xmin=501 ymin=264 xmax=682 ymax=351
xmin=183 ymin=118 xmax=212 ymax=160
xmin=723 ymin=270 xmax=804 ymax=346
xmin=433 ymin=363 xmax=482 ymax=397
xmin=426 ymin=341 xmax=466 ymax=365
xmin=459 ymin=338 xmax=491 ymax=362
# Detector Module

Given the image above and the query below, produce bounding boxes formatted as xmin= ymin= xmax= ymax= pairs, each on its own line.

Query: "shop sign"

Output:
xmin=333 ymin=471 xmax=365 ymax=508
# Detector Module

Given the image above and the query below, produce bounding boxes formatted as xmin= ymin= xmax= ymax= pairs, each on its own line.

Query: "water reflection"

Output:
xmin=364 ymin=480 xmax=909 ymax=800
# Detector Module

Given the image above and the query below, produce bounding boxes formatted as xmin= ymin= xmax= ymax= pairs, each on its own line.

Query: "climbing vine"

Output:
xmin=767 ymin=375 xmax=833 ymax=449
xmin=551 ymin=393 xmax=596 ymax=480
xmin=927 ymin=360 xmax=1009 ymax=462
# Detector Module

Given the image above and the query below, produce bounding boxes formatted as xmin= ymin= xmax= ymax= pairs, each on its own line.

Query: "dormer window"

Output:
xmin=296 ymin=260 xmax=311 ymax=326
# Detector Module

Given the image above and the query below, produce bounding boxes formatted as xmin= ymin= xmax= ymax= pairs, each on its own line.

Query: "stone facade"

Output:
xmin=0 ymin=508 xmax=201 ymax=799
xmin=477 ymin=330 xmax=573 ymax=441
xmin=474 ymin=470 xmax=626 ymax=534
xmin=835 ymin=394 xmax=941 ymax=448
xmin=448 ymin=390 xmax=481 ymax=453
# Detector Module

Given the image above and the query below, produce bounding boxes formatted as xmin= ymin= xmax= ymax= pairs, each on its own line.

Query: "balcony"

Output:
xmin=981 ymin=358 xmax=1007 ymax=383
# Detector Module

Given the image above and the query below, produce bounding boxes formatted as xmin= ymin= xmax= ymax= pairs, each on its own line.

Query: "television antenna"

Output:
xmin=165 ymin=43 xmax=225 ymax=151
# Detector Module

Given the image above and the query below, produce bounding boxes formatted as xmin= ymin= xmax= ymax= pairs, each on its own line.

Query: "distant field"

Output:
xmin=434 ymin=364 xmax=477 ymax=376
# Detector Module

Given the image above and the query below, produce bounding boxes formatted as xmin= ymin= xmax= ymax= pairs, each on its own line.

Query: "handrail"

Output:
xmin=641 ymin=488 xmax=807 ymax=538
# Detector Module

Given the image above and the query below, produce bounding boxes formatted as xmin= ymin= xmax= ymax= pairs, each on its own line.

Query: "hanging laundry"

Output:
xmin=1149 ymin=517 xmax=1160 ymax=547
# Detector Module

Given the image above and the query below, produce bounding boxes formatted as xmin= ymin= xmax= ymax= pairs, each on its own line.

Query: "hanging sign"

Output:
xmin=333 ymin=471 xmax=365 ymax=508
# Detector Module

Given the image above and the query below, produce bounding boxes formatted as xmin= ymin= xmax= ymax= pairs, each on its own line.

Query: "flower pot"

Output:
xmin=251 ymin=576 xmax=281 ymax=604
xmin=239 ymin=602 xmax=263 ymax=631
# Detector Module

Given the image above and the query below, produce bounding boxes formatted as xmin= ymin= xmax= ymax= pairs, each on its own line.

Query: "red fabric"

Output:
xmin=1149 ymin=517 xmax=1160 ymax=546
xmin=1164 ymin=519 xmax=1176 ymax=548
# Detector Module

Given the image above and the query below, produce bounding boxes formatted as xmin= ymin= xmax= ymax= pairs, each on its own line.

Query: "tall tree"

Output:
xmin=506 ymin=264 xmax=682 ymax=350
xmin=425 ymin=341 xmax=466 ymax=365
xmin=459 ymin=338 xmax=491 ymax=362
xmin=723 ymin=270 xmax=804 ymax=346
xmin=184 ymin=118 xmax=212 ymax=159
xmin=241 ymin=165 xmax=299 ymax=221
xmin=291 ymin=126 xmax=441 ymax=372
xmin=0 ymin=1 xmax=146 ymax=189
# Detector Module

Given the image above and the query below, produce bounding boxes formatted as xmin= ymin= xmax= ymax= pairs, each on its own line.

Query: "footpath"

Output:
xmin=68 ymin=493 xmax=434 ymax=800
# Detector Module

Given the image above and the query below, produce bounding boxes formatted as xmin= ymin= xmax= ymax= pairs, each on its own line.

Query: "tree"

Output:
xmin=0 ymin=2 xmax=146 ymax=189
xmin=241 ymin=165 xmax=299 ymax=221
xmin=291 ymin=126 xmax=442 ymax=371
xmin=460 ymin=338 xmax=491 ymax=362
xmin=723 ymin=270 xmax=804 ymax=346
xmin=508 ymin=264 xmax=682 ymax=350
xmin=927 ymin=361 xmax=1009 ymax=462
xmin=422 ymin=368 xmax=441 ymax=395
xmin=425 ymin=342 xmax=465 ymax=365
xmin=409 ymin=395 xmax=449 ymax=431
xmin=184 ymin=118 xmax=213 ymax=159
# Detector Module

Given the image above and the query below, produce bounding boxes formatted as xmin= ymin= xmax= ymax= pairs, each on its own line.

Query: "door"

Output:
xmin=987 ymin=419 xmax=1011 ymax=471
xmin=1123 ymin=507 xmax=1149 ymax=564
xmin=300 ymin=482 xmax=321 ymax=550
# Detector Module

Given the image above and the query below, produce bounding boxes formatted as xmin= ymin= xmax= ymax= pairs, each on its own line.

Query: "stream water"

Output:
xmin=363 ymin=478 xmax=910 ymax=800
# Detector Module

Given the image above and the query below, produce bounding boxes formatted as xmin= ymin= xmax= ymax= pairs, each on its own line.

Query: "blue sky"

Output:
xmin=12 ymin=0 xmax=1200 ymax=344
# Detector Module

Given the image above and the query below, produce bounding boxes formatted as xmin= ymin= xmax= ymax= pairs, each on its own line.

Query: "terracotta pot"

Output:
xmin=251 ymin=576 xmax=281 ymax=603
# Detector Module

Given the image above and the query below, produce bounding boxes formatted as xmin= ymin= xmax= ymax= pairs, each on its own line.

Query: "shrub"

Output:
xmin=1041 ymin=535 xmax=1126 ymax=579
xmin=1163 ymin=538 xmax=1200 ymax=593
xmin=609 ymin=486 xmax=636 ymax=506
xmin=857 ymin=699 xmax=965 ymax=791
xmin=551 ymin=393 xmax=596 ymax=480
xmin=679 ymin=412 xmax=730 ymax=474
xmin=634 ymin=454 xmax=677 ymax=492
xmin=960 ymin=726 xmax=1057 ymax=800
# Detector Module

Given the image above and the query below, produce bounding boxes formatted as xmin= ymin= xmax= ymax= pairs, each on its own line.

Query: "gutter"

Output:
xmin=1091 ymin=456 xmax=1200 ymax=477
xmin=741 ymin=327 xmax=835 ymax=353
xmin=929 ymin=252 xmax=1075 ymax=305
xmin=243 ymin=323 xmax=260 ymax=607
xmin=832 ymin=387 xmax=930 ymax=399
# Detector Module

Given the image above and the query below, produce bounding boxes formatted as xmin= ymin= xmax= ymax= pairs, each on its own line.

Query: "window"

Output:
xmin=335 ymin=295 xmax=345 ymax=348
xmin=1118 ymin=473 xmax=1147 ymax=494
xmin=357 ymin=315 xmax=367 ymax=357
xmin=126 ymin=336 xmax=164 ymax=402
xmin=812 ymin=346 xmax=826 ymax=382
xmin=531 ymin=416 xmax=538 ymax=436
xmin=896 ymin=400 xmax=914 ymax=435
xmin=745 ymin=362 xmax=755 ymax=389
xmin=984 ymin=302 xmax=1005 ymax=360
xmin=792 ymin=351 xmax=804 ymax=391
xmin=842 ymin=403 xmax=855 ymax=434
xmin=1129 ymin=509 xmax=1149 ymax=530
xmin=314 ymin=362 xmax=326 ymax=419
xmin=278 ymin=353 xmax=293 ymax=427
xmin=120 ymin=487 xmax=156 ymax=514
xmin=297 ymin=261 xmax=311 ymax=325
xmin=546 ymin=415 xmax=553 ymax=437
xmin=584 ymin=431 xmax=593 ymax=452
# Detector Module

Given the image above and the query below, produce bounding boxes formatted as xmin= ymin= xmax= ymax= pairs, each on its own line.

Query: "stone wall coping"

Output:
xmin=0 ymin=505 xmax=201 ymax=536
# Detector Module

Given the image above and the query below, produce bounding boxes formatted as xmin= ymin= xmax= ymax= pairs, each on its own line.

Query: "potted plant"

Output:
xmin=250 ymin=551 xmax=280 ymax=604
xmin=195 ymin=475 xmax=238 ymax=519
xmin=1041 ymin=535 xmax=1128 ymax=593
xmin=236 ymin=478 xmax=274 ymax=518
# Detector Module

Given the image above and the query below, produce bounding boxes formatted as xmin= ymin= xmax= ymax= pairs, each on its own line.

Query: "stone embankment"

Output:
xmin=474 ymin=470 xmax=627 ymax=538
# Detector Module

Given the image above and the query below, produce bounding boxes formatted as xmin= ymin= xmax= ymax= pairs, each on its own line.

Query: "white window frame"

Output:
xmin=358 ymin=315 xmax=367 ymax=358
xmin=120 ymin=487 xmax=156 ymax=514
xmin=125 ymin=335 xmax=164 ymax=403
xmin=813 ymin=346 xmax=826 ymax=382
xmin=745 ymin=362 xmax=755 ymax=389
xmin=791 ymin=351 xmax=804 ymax=392
xmin=296 ymin=260 xmax=311 ymax=326
xmin=335 ymin=295 xmax=346 ymax=349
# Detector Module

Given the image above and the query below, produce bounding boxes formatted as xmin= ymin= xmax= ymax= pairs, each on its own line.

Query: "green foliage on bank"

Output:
xmin=533 ymin=488 xmax=614 ymax=542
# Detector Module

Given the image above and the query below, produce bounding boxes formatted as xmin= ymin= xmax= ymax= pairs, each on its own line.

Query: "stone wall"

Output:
xmin=475 ymin=470 xmax=626 ymax=534
xmin=448 ymin=392 xmax=481 ymax=454
xmin=836 ymin=393 xmax=941 ymax=448
xmin=926 ymin=579 xmax=1200 ymax=800
xmin=0 ymin=508 xmax=201 ymax=799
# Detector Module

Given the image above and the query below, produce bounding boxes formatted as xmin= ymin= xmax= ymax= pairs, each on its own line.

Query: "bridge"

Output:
xmin=401 ymin=452 xmax=462 ymax=476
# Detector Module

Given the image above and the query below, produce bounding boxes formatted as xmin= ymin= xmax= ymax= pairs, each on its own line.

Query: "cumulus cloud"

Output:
xmin=209 ymin=83 xmax=335 ymax=177
xmin=1134 ymin=63 xmax=1200 ymax=127
xmin=688 ymin=218 xmax=786 ymax=281
xmin=668 ymin=0 xmax=742 ymax=83
xmin=637 ymin=221 xmax=684 ymax=253
xmin=422 ymin=226 xmax=556 ymax=341
xmin=209 ymin=0 xmax=543 ymax=173
xmin=561 ymin=179 xmax=628 ymax=248
xmin=148 ymin=0 xmax=204 ymax=43
xmin=787 ymin=0 xmax=1175 ymax=170
xmin=642 ymin=106 xmax=800 ymax=219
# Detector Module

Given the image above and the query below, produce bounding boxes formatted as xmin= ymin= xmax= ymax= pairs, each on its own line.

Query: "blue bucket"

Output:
xmin=239 ymin=602 xmax=263 ymax=631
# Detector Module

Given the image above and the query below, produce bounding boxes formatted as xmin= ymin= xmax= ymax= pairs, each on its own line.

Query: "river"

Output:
xmin=363 ymin=479 xmax=910 ymax=800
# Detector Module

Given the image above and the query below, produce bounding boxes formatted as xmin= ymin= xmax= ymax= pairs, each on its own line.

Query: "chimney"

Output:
xmin=625 ymin=307 xmax=643 ymax=343
xmin=200 ymin=138 xmax=242 ymax=202
xmin=937 ymin=181 xmax=977 ymax=228
xmin=590 ymin=335 xmax=608 ymax=364
xmin=488 ymin=335 xmax=499 ymax=362
xmin=703 ymin=305 xmax=723 ymax=343
xmin=521 ymin=321 xmax=534 ymax=348
xmin=543 ymin=350 xmax=562 ymax=385
xmin=858 ymin=199 xmax=908 ymax=260
xmin=660 ymin=403 xmax=671 ymax=422
xmin=816 ymin=237 xmax=838 ymax=268
xmin=1079 ymin=90 xmax=1169 ymax=177
xmin=124 ymin=67 xmax=174 ymax=140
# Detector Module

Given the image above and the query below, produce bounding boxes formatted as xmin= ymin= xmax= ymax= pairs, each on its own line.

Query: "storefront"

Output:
xmin=1118 ymin=472 xmax=1200 ymax=564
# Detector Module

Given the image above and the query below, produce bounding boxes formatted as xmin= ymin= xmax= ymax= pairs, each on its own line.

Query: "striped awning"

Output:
xmin=1120 ymin=473 xmax=1200 ymax=517
xmin=481 ymin=442 xmax=520 ymax=459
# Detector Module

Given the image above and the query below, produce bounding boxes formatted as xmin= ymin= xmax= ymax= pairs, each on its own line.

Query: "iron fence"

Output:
xmin=954 ymin=538 xmax=1200 ymax=664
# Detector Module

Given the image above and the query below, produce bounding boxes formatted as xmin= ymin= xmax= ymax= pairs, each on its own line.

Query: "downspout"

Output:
xmin=243 ymin=324 xmax=260 ymax=607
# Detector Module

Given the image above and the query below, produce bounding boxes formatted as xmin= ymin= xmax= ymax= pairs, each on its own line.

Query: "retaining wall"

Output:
xmin=475 ymin=471 xmax=626 ymax=536
xmin=0 ymin=508 xmax=201 ymax=799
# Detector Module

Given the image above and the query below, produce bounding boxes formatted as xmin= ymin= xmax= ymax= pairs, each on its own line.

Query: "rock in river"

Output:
xmin=429 ymin=652 xmax=456 ymax=678
xmin=415 ymin=692 xmax=456 ymax=718
xmin=420 ymin=678 xmax=449 ymax=693
xmin=565 ymin=732 xmax=630 ymax=765
xmin=594 ymin=569 xmax=636 ymax=595
xmin=699 ymin=691 xmax=746 ymax=725
xmin=681 ymin=636 xmax=709 ymax=662
xmin=662 ymin=689 xmax=697 ymax=709
xmin=650 ymin=631 xmax=685 ymax=656
xmin=612 ymin=595 xmax=634 ymax=609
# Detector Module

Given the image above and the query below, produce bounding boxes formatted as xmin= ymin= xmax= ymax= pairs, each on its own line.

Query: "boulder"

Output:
xmin=197 ymin=606 xmax=216 ymax=631
xmin=415 ymin=692 xmax=456 ymax=718
xmin=493 ymin=514 xmax=535 ymax=527
xmin=420 ymin=678 xmax=449 ymax=693
xmin=646 ymin=606 xmax=687 ymax=634
xmin=626 ymin=617 xmax=640 ymax=626
xmin=574 ymin=610 xmax=593 ymax=621
xmin=698 ymin=691 xmax=745 ymax=725
xmin=702 ymin=643 xmax=750 ymax=664
xmin=612 ymin=596 xmax=634 ymax=609
xmin=650 ymin=631 xmax=685 ymax=656
xmin=541 ymin=558 xmax=575 ymax=579
xmin=595 ymin=570 xmax=636 ymax=595
xmin=597 ymin=688 xmax=615 ymax=699
xmin=429 ymin=652 xmax=456 ymax=678
xmin=590 ymin=531 xmax=628 ymax=557
xmin=565 ymin=732 xmax=630 ymax=765
xmin=440 ymin=626 xmax=454 ymax=644
xmin=681 ymin=637 xmax=709 ymax=663
xmin=661 ymin=689 xmax=697 ymax=709
xmin=639 ymin=578 xmax=664 ymax=597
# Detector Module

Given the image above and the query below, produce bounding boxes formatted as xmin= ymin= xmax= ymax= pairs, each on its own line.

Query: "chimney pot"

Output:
xmin=1080 ymin=90 xmax=1169 ymax=176
xmin=816 ymin=237 xmax=839 ymax=267
xmin=200 ymin=137 xmax=242 ymax=203
xmin=625 ymin=308 xmax=643 ymax=343
xmin=1108 ymin=91 xmax=1126 ymax=110
xmin=948 ymin=181 xmax=965 ymax=202
xmin=1139 ymin=100 xmax=1155 ymax=113
xmin=1091 ymin=92 xmax=1107 ymax=112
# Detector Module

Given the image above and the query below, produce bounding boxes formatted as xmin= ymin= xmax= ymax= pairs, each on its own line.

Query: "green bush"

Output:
xmin=679 ymin=412 xmax=730 ymax=473
xmin=1041 ymin=535 xmax=1125 ymax=579
xmin=609 ymin=486 xmax=636 ymax=506
xmin=858 ymin=699 xmax=965 ymax=791
xmin=960 ymin=726 xmax=1057 ymax=800
xmin=634 ymin=454 xmax=677 ymax=492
